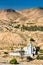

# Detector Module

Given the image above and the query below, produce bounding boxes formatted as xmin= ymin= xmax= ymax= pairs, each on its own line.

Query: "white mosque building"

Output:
xmin=9 ymin=42 xmax=36 ymax=58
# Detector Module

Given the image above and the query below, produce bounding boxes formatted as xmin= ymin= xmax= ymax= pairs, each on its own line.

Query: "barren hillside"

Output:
xmin=0 ymin=8 xmax=43 ymax=49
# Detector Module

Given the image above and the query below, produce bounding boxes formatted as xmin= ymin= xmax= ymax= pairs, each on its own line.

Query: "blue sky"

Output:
xmin=0 ymin=0 xmax=43 ymax=10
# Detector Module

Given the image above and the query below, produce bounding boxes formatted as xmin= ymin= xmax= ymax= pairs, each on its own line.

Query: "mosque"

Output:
xmin=9 ymin=41 xmax=36 ymax=58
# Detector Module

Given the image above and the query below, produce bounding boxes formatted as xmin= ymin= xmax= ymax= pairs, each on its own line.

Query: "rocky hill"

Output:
xmin=0 ymin=8 xmax=43 ymax=50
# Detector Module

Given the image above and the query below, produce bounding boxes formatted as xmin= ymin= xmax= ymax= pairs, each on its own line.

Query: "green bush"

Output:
xmin=36 ymin=55 xmax=43 ymax=60
xmin=10 ymin=58 xmax=19 ymax=64
xmin=21 ymin=25 xmax=43 ymax=31
xmin=39 ymin=49 xmax=43 ymax=53
xmin=39 ymin=56 xmax=43 ymax=60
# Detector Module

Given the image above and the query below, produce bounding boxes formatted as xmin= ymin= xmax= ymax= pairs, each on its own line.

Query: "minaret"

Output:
xmin=28 ymin=41 xmax=33 ymax=58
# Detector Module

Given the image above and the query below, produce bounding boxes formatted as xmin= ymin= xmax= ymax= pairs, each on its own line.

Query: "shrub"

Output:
xmin=36 ymin=55 xmax=43 ymax=60
xmin=20 ymin=25 xmax=43 ymax=31
xmin=30 ymin=38 xmax=35 ymax=42
xmin=27 ymin=56 xmax=33 ymax=61
xmin=36 ymin=55 xmax=39 ymax=60
xmin=4 ymin=52 xmax=8 ymax=54
xmin=39 ymin=56 xmax=43 ymax=60
xmin=14 ymin=24 xmax=20 ymax=28
xmin=11 ymin=47 xmax=13 ymax=50
xmin=10 ymin=58 xmax=19 ymax=64
xmin=39 ymin=49 xmax=43 ymax=53
xmin=36 ymin=47 xmax=40 ymax=54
